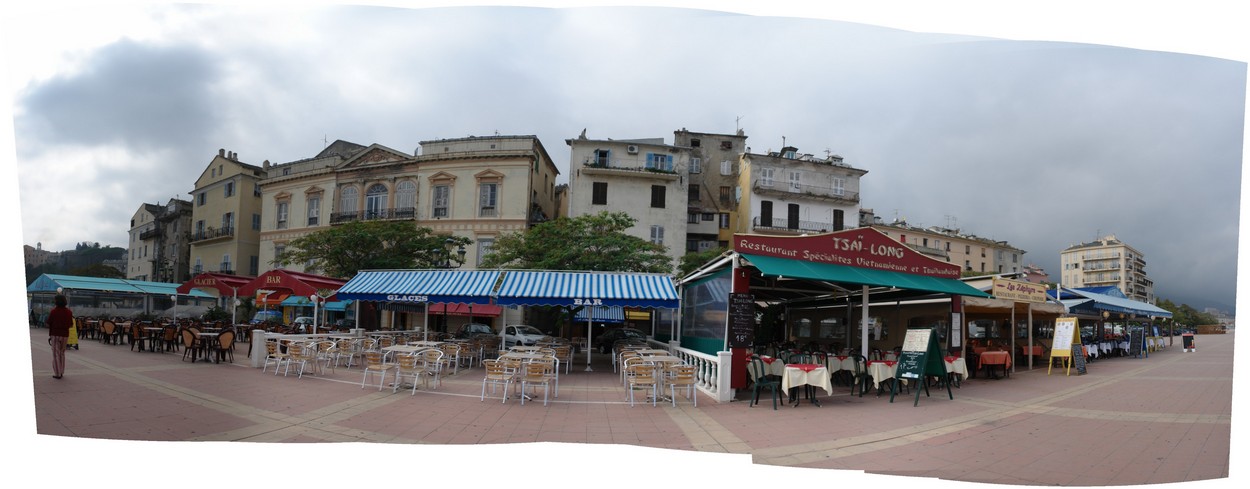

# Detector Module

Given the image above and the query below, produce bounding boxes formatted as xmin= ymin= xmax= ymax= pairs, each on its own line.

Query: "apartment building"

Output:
xmin=736 ymin=145 xmax=866 ymax=236
xmin=672 ymin=128 xmax=748 ymax=252
xmin=864 ymin=210 xmax=1026 ymax=276
xmin=188 ymin=149 xmax=268 ymax=277
xmin=566 ymin=131 xmax=692 ymax=271
xmin=126 ymin=198 xmax=192 ymax=282
xmin=1060 ymin=234 xmax=1154 ymax=303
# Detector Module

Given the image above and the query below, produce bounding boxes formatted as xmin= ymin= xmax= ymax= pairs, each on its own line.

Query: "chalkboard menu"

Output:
xmin=890 ymin=327 xmax=953 ymax=406
xmin=727 ymin=293 xmax=755 ymax=348
xmin=896 ymin=329 xmax=932 ymax=380
xmin=1071 ymin=339 xmax=1087 ymax=375
xmin=1129 ymin=328 xmax=1145 ymax=358
xmin=1182 ymin=334 xmax=1195 ymax=350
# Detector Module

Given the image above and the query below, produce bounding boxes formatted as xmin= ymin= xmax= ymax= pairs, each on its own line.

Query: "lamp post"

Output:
xmin=309 ymin=294 xmax=319 ymax=335
xmin=171 ymin=294 xmax=178 ymax=322
xmin=432 ymin=238 xmax=467 ymax=269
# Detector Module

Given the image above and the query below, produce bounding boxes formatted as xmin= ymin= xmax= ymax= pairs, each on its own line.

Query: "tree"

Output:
xmin=272 ymin=220 xmax=472 ymax=279
xmin=69 ymin=263 xmax=125 ymax=279
xmin=479 ymin=211 xmax=672 ymax=273
xmin=677 ymin=246 xmax=728 ymax=278
xmin=479 ymin=211 xmax=672 ymax=338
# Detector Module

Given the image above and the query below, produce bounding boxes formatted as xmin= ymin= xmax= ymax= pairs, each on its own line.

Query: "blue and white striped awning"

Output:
xmin=335 ymin=270 xmax=500 ymax=305
xmin=575 ymin=306 xmax=625 ymax=323
xmin=495 ymin=271 xmax=679 ymax=308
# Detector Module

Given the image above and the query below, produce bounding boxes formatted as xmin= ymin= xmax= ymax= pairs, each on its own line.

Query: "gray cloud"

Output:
xmin=11 ymin=5 xmax=1244 ymax=312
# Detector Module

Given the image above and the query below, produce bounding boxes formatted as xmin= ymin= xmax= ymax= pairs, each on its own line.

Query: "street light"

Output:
xmin=309 ymin=294 xmax=319 ymax=335
xmin=432 ymin=238 xmax=467 ymax=269
xmin=171 ymin=294 xmax=178 ymax=322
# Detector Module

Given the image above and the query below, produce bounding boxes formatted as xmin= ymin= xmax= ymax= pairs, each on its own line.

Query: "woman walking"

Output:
xmin=47 ymin=294 xmax=73 ymax=379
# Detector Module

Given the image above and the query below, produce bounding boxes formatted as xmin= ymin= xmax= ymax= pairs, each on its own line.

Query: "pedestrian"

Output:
xmin=46 ymin=294 xmax=74 ymax=379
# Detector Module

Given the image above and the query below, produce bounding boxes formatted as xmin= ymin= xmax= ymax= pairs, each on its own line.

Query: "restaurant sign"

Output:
xmin=734 ymin=228 xmax=961 ymax=279
xmin=991 ymin=277 xmax=1048 ymax=303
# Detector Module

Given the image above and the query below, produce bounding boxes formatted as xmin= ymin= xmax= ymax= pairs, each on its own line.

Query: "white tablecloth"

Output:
xmin=867 ymin=361 xmax=900 ymax=389
xmin=747 ymin=356 xmax=786 ymax=379
xmin=780 ymin=364 xmax=833 ymax=397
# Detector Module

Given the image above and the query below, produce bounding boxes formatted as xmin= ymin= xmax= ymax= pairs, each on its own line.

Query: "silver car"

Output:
xmin=502 ymin=324 xmax=547 ymax=348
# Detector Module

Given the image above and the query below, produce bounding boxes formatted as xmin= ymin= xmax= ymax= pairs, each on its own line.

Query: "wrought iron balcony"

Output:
xmin=330 ymin=207 xmax=417 ymax=224
xmin=751 ymin=216 xmax=840 ymax=234
xmin=189 ymin=226 xmax=235 ymax=243
xmin=139 ymin=227 xmax=162 ymax=240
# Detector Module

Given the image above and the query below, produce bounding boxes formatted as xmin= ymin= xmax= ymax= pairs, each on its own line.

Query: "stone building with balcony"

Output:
xmin=566 ymin=131 xmax=693 ymax=271
xmin=673 ymin=128 xmax=748 ymax=253
xmin=188 ymin=149 xmax=268 ymax=277
xmin=1060 ymin=234 xmax=1154 ymax=303
xmin=127 ymin=198 xmax=193 ymax=282
xmin=862 ymin=209 xmax=1027 ymax=277
xmin=736 ymin=144 xmax=866 ymax=237
xmin=257 ymin=140 xmax=377 ymax=275
xmin=256 ymin=135 xmax=561 ymax=275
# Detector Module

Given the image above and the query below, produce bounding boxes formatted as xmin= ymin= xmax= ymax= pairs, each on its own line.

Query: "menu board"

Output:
xmin=727 ymin=293 xmax=755 ymax=348
xmin=1052 ymin=317 xmax=1076 ymax=354
xmin=1128 ymin=328 xmax=1145 ymax=358
xmin=1071 ymin=338 xmax=1087 ymax=375
xmin=1182 ymin=334 xmax=1195 ymax=350
xmin=891 ymin=327 xmax=953 ymax=406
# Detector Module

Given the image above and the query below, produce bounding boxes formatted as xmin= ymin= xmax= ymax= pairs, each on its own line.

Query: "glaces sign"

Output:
xmin=734 ymin=228 xmax=961 ymax=279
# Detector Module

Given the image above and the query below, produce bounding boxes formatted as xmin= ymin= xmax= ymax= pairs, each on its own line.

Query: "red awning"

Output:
xmin=256 ymin=292 xmax=290 ymax=307
xmin=176 ymin=272 xmax=255 ymax=296
xmin=237 ymin=269 xmax=348 ymax=299
xmin=427 ymin=303 xmax=502 ymax=317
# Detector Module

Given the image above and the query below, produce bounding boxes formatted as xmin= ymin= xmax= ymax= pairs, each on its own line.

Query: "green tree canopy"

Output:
xmin=677 ymin=246 xmax=728 ymax=278
xmin=272 ymin=220 xmax=472 ymax=279
xmin=479 ymin=211 xmax=672 ymax=273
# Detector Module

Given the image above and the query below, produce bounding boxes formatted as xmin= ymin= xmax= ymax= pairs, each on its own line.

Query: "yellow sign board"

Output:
xmin=992 ymin=278 xmax=1049 ymax=303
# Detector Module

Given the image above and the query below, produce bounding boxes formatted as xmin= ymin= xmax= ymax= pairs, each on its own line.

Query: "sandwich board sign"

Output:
xmin=890 ymin=327 xmax=952 ymax=406
xmin=1048 ymin=317 xmax=1086 ymax=376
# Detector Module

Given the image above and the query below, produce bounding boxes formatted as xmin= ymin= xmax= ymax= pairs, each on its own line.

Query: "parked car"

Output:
xmin=249 ymin=310 xmax=282 ymax=325
xmin=595 ymin=327 xmax=647 ymax=353
xmin=292 ymin=316 xmax=315 ymax=333
xmin=501 ymin=324 xmax=547 ymax=348
xmin=455 ymin=322 xmax=496 ymax=339
xmin=334 ymin=318 xmax=357 ymax=330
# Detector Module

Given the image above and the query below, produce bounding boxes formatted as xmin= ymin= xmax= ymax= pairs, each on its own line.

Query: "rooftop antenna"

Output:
xmin=323 ymin=135 xmax=329 ymax=149
xmin=735 ymin=115 xmax=744 ymax=132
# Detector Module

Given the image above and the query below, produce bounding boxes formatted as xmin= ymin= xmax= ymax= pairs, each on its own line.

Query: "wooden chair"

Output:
xmin=262 ymin=339 xmax=290 ymax=374
xmin=180 ymin=328 xmax=201 ymax=362
xmin=439 ymin=343 xmax=461 ymax=376
xmin=625 ymin=363 xmax=658 ymax=407
xmin=480 ymin=359 xmax=515 ymax=403
xmin=393 ymin=353 xmax=429 ymax=395
xmin=553 ymin=345 xmax=574 ymax=375
xmin=361 ymin=350 xmax=396 ymax=390
xmin=313 ymin=340 xmax=337 ymax=373
xmin=100 ymin=320 xmax=118 ymax=345
xmin=668 ymin=364 xmax=698 ymax=407
xmin=215 ymin=330 xmax=236 ymax=363
xmin=518 ymin=359 xmax=555 ymax=406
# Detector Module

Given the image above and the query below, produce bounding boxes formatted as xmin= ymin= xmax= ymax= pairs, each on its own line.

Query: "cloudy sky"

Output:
xmin=2 ymin=0 xmax=1246 ymax=485
xmin=2 ymin=2 xmax=1246 ymax=315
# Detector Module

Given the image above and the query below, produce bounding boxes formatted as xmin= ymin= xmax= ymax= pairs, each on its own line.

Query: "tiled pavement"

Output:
xmin=18 ymin=328 xmax=1238 ymax=487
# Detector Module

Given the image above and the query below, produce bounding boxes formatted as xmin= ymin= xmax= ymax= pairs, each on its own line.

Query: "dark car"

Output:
xmin=334 ymin=318 xmax=356 ymax=330
xmin=455 ymin=322 xmax=496 ymax=339
xmin=595 ymin=327 xmax=647 ymax=353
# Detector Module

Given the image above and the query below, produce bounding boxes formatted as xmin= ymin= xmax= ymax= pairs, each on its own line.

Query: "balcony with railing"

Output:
xmin=189 ymin=226 xmax=235 ymax=243
xmin=330 ymin=207 xmax=417 ymax=224
xmin=581 ymin=158 xmax=679 ymax=181
xmin=139 ymin=227 xmax=162 ymax=241
xmin=752 ymin=179 xmax=859 ymax=204
xmin=751 ymin=216 xmax=840 ymax=234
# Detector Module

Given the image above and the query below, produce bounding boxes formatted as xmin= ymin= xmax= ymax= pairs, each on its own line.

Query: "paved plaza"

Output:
xmin=15 ymin=327 xmax=1240 ymax=487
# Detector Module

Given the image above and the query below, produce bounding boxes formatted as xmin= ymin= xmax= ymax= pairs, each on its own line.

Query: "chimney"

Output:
xmin=218 ymin=149 xmax=225 ymax=158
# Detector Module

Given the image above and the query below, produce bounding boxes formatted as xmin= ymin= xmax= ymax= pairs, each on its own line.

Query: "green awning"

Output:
xmin=741 ymin=253 xmax=990 ymax=298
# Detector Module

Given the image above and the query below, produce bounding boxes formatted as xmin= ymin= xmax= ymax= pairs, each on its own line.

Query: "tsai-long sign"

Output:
xmin=734 ymin=228 xmax=962 ymax=279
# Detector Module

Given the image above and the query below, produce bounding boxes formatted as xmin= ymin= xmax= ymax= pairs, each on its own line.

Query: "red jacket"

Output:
xmin=47 ymin=307 xmax=74 ymax=337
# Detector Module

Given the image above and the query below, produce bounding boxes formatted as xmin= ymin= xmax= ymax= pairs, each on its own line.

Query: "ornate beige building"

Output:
xmin=864 ymin=210 xmax=1026 ymax=276
xmin=257 ymin=135 xmax=561 ymax=275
